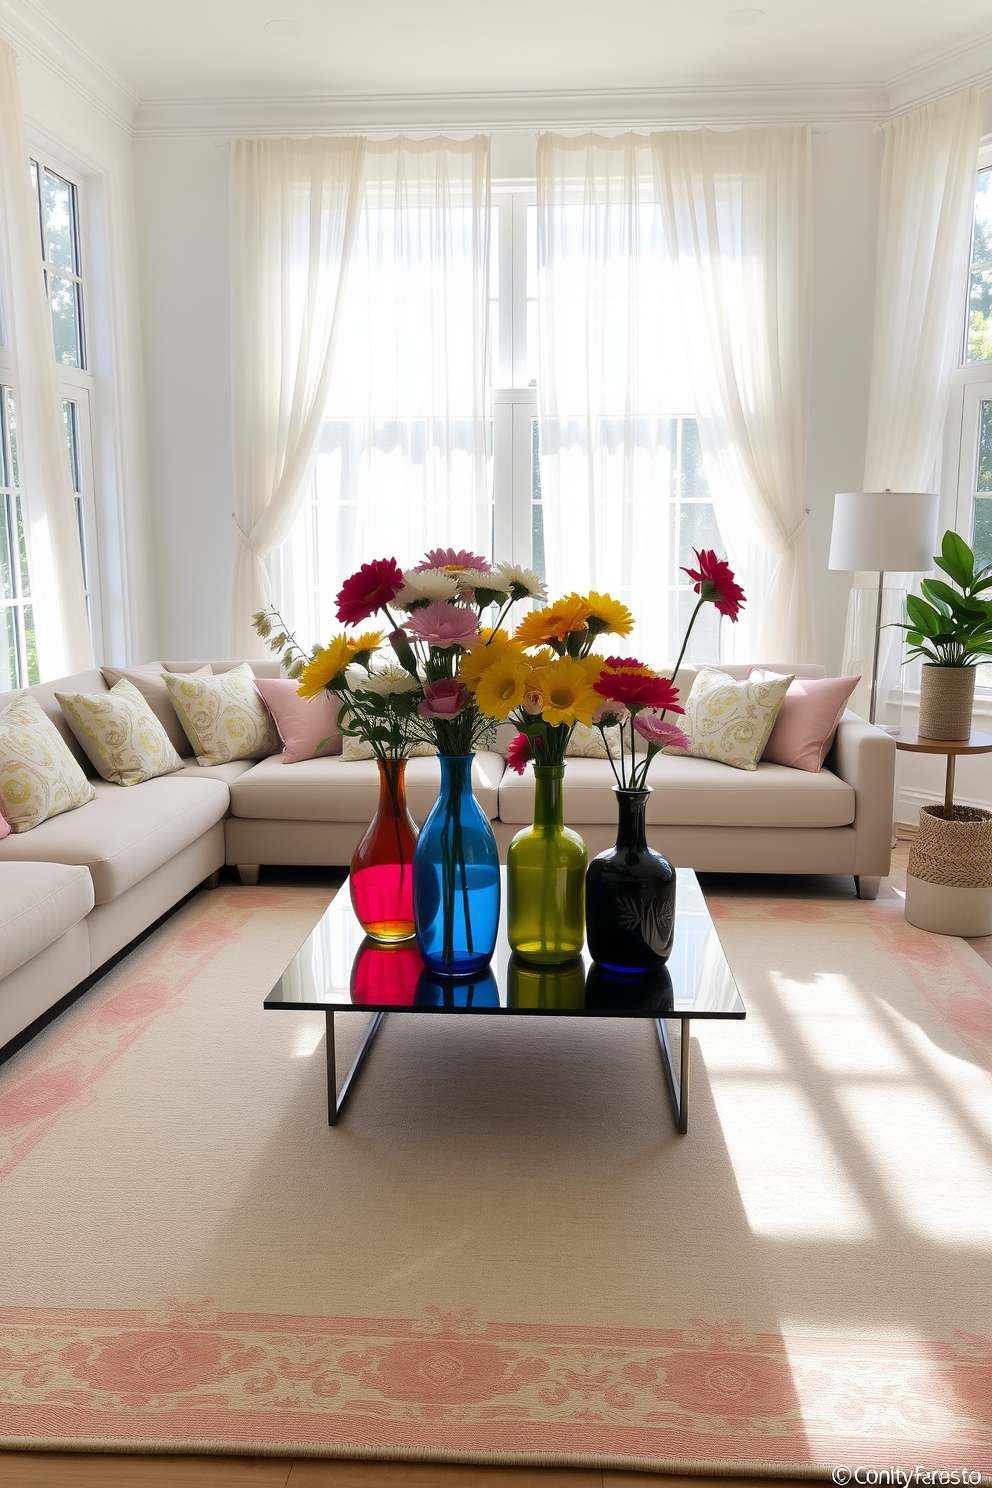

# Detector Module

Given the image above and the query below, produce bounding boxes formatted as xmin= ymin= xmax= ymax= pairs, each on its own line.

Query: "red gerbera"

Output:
xmin=594 ymin=663 xmax=683 ymax=713
xmin=681 ymin=548 xmax=746 ymax=622
xmin=335 ymin=558 xmax=405 ymax=627
xmin=506 ymin=732 xmax=533 ymax=775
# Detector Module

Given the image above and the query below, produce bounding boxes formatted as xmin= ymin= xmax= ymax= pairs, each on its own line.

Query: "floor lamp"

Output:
xmin=828 ymin=490 xmax=940 ymax=726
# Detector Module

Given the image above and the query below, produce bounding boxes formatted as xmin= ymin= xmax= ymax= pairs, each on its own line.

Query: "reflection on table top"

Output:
xmin=265 ymin=868 xmax=745 ymax=1020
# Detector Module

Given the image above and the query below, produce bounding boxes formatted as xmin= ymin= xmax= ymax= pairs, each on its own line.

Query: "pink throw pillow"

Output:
xmin=253 ymin=677 xmax=341 ymax=764
xmin=750 ymin=669 xmax=859 ymax=773
xmin=0 ymin=807 xmax=9 ymax=840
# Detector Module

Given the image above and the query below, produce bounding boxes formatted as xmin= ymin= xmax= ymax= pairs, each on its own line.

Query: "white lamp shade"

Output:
xmin=828 ymin=491 xmax=940 ymax=573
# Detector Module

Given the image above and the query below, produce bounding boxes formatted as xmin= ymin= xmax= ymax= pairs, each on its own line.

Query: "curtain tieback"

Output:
xmin=784 ymin=508 xmax=810 ymax=548
xmin=233 ymin=516 xmax=258 ymax=554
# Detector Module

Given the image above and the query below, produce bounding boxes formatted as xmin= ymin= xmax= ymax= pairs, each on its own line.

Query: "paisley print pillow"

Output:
xmin=667 ymin=666 xmax=793 ymax=771
xmin=163 ymin=663 xmax=279 ymax=766
xmin=0 ymin=694 xmax=96 ymax=832
xmin=56 ymin=678 xmax=184 ymax=786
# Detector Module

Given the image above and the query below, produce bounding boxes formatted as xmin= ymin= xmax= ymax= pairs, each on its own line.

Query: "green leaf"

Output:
xmin=906 ymin=595 xmax=940 ymax=635
xmin=921 ymin=578 xmax=960 ymax=611
xmin=939 ymin=529 xmax=975 ymax=589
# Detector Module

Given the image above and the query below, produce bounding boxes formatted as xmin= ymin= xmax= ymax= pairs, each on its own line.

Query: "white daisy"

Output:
xmin=348 ymin=664 xmax=420 ymax=697
xmin=494 ymin=562 xmax=547 ymax=601
xmin=394 ymin=568 xmax=460 ymax=608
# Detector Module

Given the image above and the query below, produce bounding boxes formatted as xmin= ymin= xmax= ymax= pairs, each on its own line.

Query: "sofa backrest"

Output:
xmin=162 ymin=660 xmax=283 ymax=677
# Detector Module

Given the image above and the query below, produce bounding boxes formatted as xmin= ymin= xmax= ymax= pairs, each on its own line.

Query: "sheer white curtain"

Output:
xmin=226 ymin=136 xmax=367 ymax=658
xmin=269 ymin=135 xmax=492 ymax=650
xmin=0 ymin=40 xmax=91 ymax=677
xmin=653 ymin=125 xmax=814 ymax=663
xmin=535 ymin=132 xmax=702 ymax=670
xmin=843 ymin=88 xmax=981 ymax=719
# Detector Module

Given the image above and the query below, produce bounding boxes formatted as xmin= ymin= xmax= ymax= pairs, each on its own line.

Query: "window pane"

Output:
xmin=680 ymin=417 xmax=708 ymax=498
xmin=15 ymin=495 xmax=30 ymax=596
xmin=973 ymin=497 xmax=992 ymax=572
xmin=22 ymin=603 xmax=39 ymax=685
xmin=62 ymin=398 xmax=81 ymax=490
xmin=973 ymin=168 xmax=992 ymax=267
xmin=531 ymin=417 xmax=544 ymax=582
xmin=50 ymin=274 xmax=81 ymax=366
xmin=44 ymin=169 xmax=76 ymax=273
xmin=0 ymin=494 xmax=11 ymax=599
xmin=5 ymin=387 xmax=18 ymax=485
xmin=2 ymin=605 xmax=17 ymax=691
xmin=29 ymin=160 xmax=44 ymax=257
xmin=966 ymin=268 xmax=992 ymax=362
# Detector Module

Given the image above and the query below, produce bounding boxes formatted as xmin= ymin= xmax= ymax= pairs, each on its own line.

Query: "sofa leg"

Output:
xmin=855 ymin=875 xmax=880 ymax=901
xmin=204 ymin=869 xmax=221 ymax=890
xmin=237 ymin=865 xmax=260 ymax=887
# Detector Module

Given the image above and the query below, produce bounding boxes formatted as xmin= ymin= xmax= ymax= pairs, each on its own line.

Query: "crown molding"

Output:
xmin=0 ymin=0 xmax=137 ymax=134
xmin=885 ymin=32 xmax=992 ymax=114
xmin=133 ymin=82 xmax=894 ymax=138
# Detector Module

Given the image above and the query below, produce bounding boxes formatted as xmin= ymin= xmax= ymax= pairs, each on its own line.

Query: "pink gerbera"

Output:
xmin=595 ymin=663 xmax=684 ymax=714
xmin=335 ymin=558 xmax=405 ymax=627
xmin=507 ymin=733 xmax=533 ymax=775
xmin=414 ymin=548 xmax=491 ymax=574
xmin=404 ymin=602 xmax=481 ymax=649
xmin=633 ymin=713 xmax=691 ymax=750
xmin=681 ymin=548 xmax=746 ymax=622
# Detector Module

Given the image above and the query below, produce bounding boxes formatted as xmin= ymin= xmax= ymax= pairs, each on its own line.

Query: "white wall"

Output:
xmin=5 ymin=27 xmax=155 ymax=665
xmin=132 ymin=120 xmax=884 ymax=669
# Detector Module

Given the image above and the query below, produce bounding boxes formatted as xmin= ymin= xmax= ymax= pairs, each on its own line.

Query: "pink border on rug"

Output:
xmin=0 ymin=1302 xmax=989 ymax=1471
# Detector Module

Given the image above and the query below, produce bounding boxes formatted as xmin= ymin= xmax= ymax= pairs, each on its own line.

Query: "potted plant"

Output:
xmin=894 ymin=530 xmax=992 ymax=740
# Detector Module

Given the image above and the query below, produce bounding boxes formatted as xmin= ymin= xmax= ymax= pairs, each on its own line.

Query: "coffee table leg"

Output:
xmin=325 ymin=1009 xmax=387 ymax=1127
xmin=655 ymin=1017 xmax=690 ymax=1135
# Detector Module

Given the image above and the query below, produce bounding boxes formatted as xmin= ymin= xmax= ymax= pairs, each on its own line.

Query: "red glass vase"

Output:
xmin=350 ymin=757 xmax=419 ymax=943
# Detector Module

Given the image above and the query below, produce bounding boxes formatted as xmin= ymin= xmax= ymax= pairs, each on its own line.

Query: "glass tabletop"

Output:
xmin=265 ymin=868 xmax=745 ymax=1020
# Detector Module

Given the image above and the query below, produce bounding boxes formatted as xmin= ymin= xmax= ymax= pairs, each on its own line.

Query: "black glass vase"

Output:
xmin=585 ymin=788 xmax=676 ymax=971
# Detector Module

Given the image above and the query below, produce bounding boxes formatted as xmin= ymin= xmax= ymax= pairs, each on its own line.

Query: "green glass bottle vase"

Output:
xmin=507 ymin=763 xmax=586 ymax=964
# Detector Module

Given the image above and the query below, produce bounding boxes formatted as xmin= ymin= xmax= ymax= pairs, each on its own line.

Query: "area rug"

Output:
xmin=0 ymin=881 xmax=990 ymax=1475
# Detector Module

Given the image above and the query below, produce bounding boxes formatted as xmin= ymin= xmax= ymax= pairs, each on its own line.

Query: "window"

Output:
xmin=965 ymin=165 xmax=992 ymax=365
xmin=0 ymin=153 xmax=97 ymax=687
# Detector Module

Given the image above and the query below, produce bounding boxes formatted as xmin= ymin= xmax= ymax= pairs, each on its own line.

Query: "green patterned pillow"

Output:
xmin=56 ymin=678 xmax=184 ymax=786
xmin=163 ymin=662 xmax=279 ymax=766
xmin=0 ymin=694 xmax=96 ymax=832
xmin=669 ymin=666 xmax=793 ymax=772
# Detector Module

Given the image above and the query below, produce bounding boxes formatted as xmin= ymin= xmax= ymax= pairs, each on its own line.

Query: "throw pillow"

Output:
xmin=253 ymin=677 xmax=342 ymax=764
xmin=750 ymin=669 xmax=860 ymax=773
xmin=669 ymin=666 xmax=793 ymax=772
xmin=56 ymin=678 xmax=184 ymax=786
xmin=100 ymin=664 xmax=212 ymax=757
xmin=565 ymin=722 xmax=622 ymax=760
xmin=0 ymin=806 xmax=9 ymax=840
xmin=163 ymin=663 xmax=280 ymax=766
xmin=0 ymin=694 xmax=96 ymax=832
xmin=341 ymin=735 xmax=435 ymax=761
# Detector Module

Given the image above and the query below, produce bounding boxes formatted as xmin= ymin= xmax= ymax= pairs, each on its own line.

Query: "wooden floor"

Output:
xmin=4 ymin=838 xmax=980 ymax=1488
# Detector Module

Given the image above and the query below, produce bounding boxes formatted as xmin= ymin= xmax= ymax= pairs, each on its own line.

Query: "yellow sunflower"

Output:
xmin=350 ymin=630 xmax=383 ymax=657
xmin=577 ymin=654 xmax=606 ymax=689
xmin=297 ymin=635 xmax=355 ymax=698
xmin=582 ymin=591 xmax=634 ymax=637
xmin=475 ymin=653 xmax=533 ymax=721
xmin=531 ymin=657 xmax=601 ymax=728
xmin=514 ymin=595 xmax=590 ymax=649
xmin=458 ymin=628 xmax=520 ymax=691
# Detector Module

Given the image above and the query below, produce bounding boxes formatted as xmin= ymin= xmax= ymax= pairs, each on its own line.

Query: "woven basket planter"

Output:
xmin=905 ymin=803 xmax=992 ymax=935
xmin=918 ymin=665 xmax=976 ymax=740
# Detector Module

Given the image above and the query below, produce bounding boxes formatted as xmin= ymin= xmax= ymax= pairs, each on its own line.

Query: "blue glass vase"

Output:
xmin=413 ymin=753 xmax=500 ymax=976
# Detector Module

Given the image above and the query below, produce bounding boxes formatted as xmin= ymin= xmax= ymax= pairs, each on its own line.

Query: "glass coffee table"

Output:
xmin=265 ymin=867 xmax=744 ymax=1135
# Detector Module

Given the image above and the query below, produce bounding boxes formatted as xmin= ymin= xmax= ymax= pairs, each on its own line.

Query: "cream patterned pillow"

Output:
xmin=56 ymin=678 xmax=184 ymax=786
xmin=565 ymin=722 xmax=622 ymax=760
xmin=0 ymin=694 xmax=96 ymax=832
xmin=163 ymin=663 xmax=279 ymax=766
xmin=669 ymin=666 xmax=793 ymax=772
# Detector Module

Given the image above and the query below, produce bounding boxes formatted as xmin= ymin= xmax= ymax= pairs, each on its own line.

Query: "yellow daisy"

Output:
xmin=531 ymin=657 xmax=601 ymax=728
xmin=350 ymin=630 xmax=383 ymax=657
xmin=514 ymin=595 xmax=589 ymax=649
xmin=475 ymin=653 xmax=533 ymax=721
xmin=581 ymin=591 xmax=634 ymax=637
xmin=297 ymin=635 xmax=354 ymax=698
xmin=458 ymin=629 xmax=520 ymax=691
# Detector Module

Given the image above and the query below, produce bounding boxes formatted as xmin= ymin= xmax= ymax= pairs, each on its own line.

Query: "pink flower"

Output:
xmin=335 ymin=558 xmax=404 ymax=626
xmin=414 ymin=548 xmax=491 ymax=574
xmin=507 ymin=733 xmax=533 ymax=774
xmin=404 ymin=602 xmax=481 ymax=649
xmin=418 ymin=679 xmax=469 ymax=719
xmin=681 ymin=548 xmax=746 ymax=622
xmin=593 ymin=699 xmax=629 ymax=727
xmin=633 ymin=712 xmax=690 ymax=750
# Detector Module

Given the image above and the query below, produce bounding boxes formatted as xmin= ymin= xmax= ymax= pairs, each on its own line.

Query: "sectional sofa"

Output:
xmin=0 ymin=658 xmax=896 ymax=1054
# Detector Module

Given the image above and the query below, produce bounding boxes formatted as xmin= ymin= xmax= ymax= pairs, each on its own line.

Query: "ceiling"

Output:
xmin=28 ymin=0 xmax=992 ymax=103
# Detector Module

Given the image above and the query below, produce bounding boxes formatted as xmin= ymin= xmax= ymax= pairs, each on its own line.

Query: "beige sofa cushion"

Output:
xmin=172 ymin=759 xmax=257 ymax=784
xmin=498 ymin=754 xmax=855 ymax=828
xmin=229 ymin=750 xmax=505 ymax=824
xmin=164 ymin=664 xmax=279 ymax=766
xmin=57 ymin=678 xmax=184 ymax=786
xmin=0 ymin=862 xmax=93 ymax=980
xmin=0 ymin=775 xmax=230 ymax=903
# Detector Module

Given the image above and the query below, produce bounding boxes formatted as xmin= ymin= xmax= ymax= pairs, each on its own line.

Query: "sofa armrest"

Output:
xmin=828 ymin=711 xmax=896 ymax=875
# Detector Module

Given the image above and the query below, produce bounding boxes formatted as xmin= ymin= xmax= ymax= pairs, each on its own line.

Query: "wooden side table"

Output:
xmin=892 ymin=729 xmax=992 ymax=818
xmin=894 ymin=730 xmax=992 ymax=935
